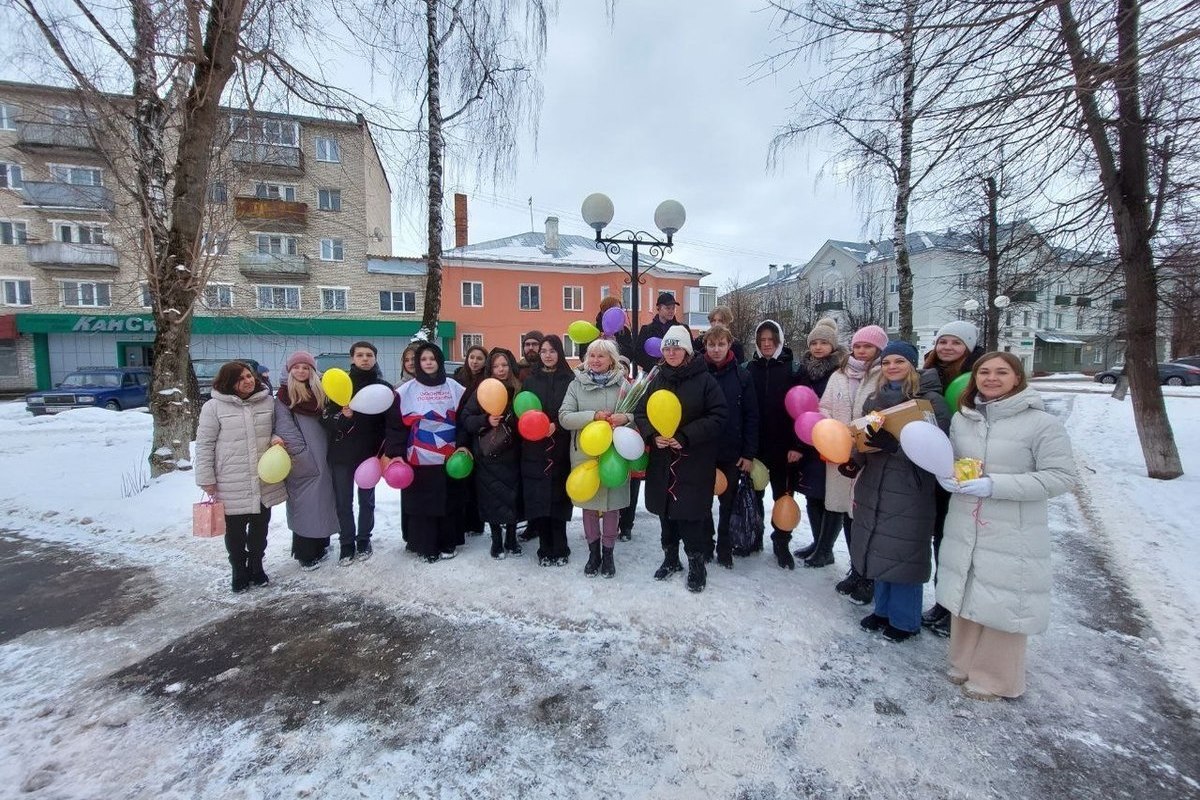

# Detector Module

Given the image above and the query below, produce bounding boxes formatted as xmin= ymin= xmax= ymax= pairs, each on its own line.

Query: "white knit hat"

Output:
xmin=808 ymin=317 xmax=840 ymax=346
xmin=661 ymin=325 xmax=694 ymax=355
xmin=934 ymin=321 xmax=979 ymax=352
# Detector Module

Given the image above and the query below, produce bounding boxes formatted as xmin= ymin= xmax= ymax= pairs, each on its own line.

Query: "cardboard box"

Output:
xmin=850 ymin=399 xmax=936 ymax=452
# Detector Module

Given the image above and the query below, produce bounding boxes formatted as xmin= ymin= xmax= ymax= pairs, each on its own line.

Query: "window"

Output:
xmin=1006 ymin=312 xmax=1013 ymax=326
xmin=256 ymin=285 xmax=301 ymax=310
xmin=321 ymin=287 xmax=348 ymax=311
xmin=889 ymin=276 xmax=899 ymax=294
xmin=1022 ymin=311 xmax=1031 ymax=326
xmin=0 ymin=340 xmax=15 ymax=377
xmin=49 ymin=164 xmax=102 ymax=185
xmin=379 ymin=290 xmax=415 ymax=313
xmin=209 ymin=182 xmax=228 ymax=204
xmin=461 ymin=281 xmax=483 ymax=307
xmin=231 ymin=117 xmax=299 ymax=147
xmin=563 ymin=285 xmax=583 ymax=311
xmin=1076 ymin=311 xmax=1084 ymax=330
xmin=55 ymin=222 xmax=106 ymax=244
xmin=956 ymin=308 xmax=967 ymax=321
xmin=256 ymin=234 xmax=298 ymax=255
xmin=1036 ymin=312 xmax=1045 ymax=328
xmin=461 ymin=333 xmax=483 ymax=358
xmin=254 ymin=182 xmax=297 ymax=202
xmin=1093 ymin=348 xmax=1103 ymax=365
xmin=600 ymin=285 xmax=610 ymax=299
xmin=2 ymin=279 xmax=32 ymax=306
xmin=0 ymin=221 xmax=27 ymax=245
xmin=61 ymin=280 xmax=111 ymax=308
xmin=320 ymin=238 xmax=344 ymax=261
xmin=0 ymin=104 xmax=16 ymax=131
xmin=1055 ymin=313 xmax=1063 ymax=328
xmin=0 ymin=162 xmax=23 ymax=190
xmin=315 ymin=137 xmax=341 ymax=163
xmin=562 ymin=333 xmax=578 ymax=359
xmin=854 ymin=282 xmax=865 ymax=299
xmin=203 ymin=284 xmax=234 ymax=309
xmin=519 ymin=284 xmax=540 ymax=311
xmin=200 ymin=232 xmax=229 ymax=255
xmin=318 ymin=188 xmax=342 ymax=211
xmin=621 ymin=286 xmax=632 ymax=309
xmin=139 ymin=282 xmax=153 ymax=308
xmin=956 ymin=272 xmax=970 ymax=290
xmin=887 ymin=311 xmax=897 ymax=328
xmin=694 ymin=286 xmax=717 ymax=314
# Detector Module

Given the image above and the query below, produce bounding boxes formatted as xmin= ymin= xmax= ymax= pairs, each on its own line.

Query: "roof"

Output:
xmin=367 ymin=257 xmax=426 ymax=276
xmin=442 ymin=232 xmax=708 ymax=277
xmin=1036 ymin=333 xmax=1085 ymax=345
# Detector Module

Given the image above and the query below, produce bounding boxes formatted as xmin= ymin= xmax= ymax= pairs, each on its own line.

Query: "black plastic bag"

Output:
xmin=729 ymin=472 xmax=762 ymax=555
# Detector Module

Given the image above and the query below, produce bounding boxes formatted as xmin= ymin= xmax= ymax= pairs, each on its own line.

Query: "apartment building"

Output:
xmin=0 ymin=80 xmax=433 ymax=391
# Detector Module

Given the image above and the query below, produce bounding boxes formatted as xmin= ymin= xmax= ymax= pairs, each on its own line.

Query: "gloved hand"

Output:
xmin=864 ymin=426 xmax=899 ymax=453
xmin=937 ymin=476 xmax=961 ymax=493
xmin=958 ymin=477 xmax=993 ymax=498
xmin=837 ymin=461 xmax=861 ymax=479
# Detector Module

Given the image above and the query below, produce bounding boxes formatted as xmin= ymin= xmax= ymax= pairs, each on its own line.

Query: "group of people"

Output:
xmin=193 ymin=301 xmax=1075 ymax=701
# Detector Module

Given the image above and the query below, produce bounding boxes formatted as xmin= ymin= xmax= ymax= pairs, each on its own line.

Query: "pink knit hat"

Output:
xmin=285 ymin=351 xmax=317 ymax=371
xmin=851 ymin=325 xmax=889 ymax=352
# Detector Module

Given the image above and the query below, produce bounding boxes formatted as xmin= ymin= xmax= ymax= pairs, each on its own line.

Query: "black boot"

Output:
xmin=686 ymin=554 xmax=707 ymax=593
xmin=584 ymin=540 xmax=601 ymax=577
xmin=792 ymin=540 xmax=817 ymax=560
xmin=230 ymin=556 xmax=250 ymax=593
xmin=835 ymin=568 xmax=861 ymax=595
xmin=804 ymin=510 xmax=841 ymax=568
xmin=503 ymin=524 xmax=522 ymax=556
xmin=600 ymin=546 xmax=615 ymax=578
xmin=771 ymin=529 xmax=795 ymax=570
xmin=247 ymin=556 xmax=269 ymax=587
xmin=653 ymin=544 xmax=683 ymax=580
xmin=490 ymin=526 xmax=504 ymax=559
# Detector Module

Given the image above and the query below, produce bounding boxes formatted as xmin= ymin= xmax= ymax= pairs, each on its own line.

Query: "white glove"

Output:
xmin=958 ymin=477 xmax=993 ymax=498
xmin=937 ymin=476 xmax=961 ymax=493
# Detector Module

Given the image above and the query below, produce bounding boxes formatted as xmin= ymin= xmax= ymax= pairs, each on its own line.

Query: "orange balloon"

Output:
xmin=379 ymin=455 xmax=392 ymax=472
xmin=771 ymin=494 xmax=801 ymax=531
xmin=476 ymin=377 xmax=508 ymax=416
xmin=714 ymin=469 xmax=728 ymax=496
xmin=812 ymin=418 xmax=853 ymax=464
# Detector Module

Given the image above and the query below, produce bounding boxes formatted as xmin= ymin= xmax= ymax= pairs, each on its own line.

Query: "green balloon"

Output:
xmin=513 ymin=391 xmax=542 ymax=417
xmin=445 ymin=450 xmax=474 ymax=479
xmin=630 ymin=451 xmax=650 ymax=472
xmin=598 ymin=447 xmax=630 ymax=488
xmin=944 ymin=373 xmax=971 ymax=412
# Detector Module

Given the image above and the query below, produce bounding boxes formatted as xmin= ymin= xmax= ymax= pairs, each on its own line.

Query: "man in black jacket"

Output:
xmin=634 ymin=293 xmax=680 ymax=373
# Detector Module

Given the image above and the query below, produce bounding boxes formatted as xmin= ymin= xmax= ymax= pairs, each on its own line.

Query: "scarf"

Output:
xmin=588 ymin=369 xmax=615 ymax=387
xmin=799 ymin=350 xmax=842 ymax=382
xmin=276 ymin=383 xmax=321 ymax=417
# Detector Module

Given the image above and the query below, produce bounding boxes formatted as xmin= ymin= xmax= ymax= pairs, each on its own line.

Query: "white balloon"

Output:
xmin=612 ymin=425 xmax=645 ymax=461
xmin=348 ymin=383 xmax=396 ymax=415
xmin=899 ymin=420 xmax=955 ymax=479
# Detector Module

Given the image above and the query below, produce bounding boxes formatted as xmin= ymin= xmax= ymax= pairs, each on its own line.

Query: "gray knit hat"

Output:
xmin=934 ymin=321 xmax=978 ymax=352
xmin=808 ymin=317 xmax=840 ymax=346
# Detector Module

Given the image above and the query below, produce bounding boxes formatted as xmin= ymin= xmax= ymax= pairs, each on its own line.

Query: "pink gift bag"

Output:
xmin=192 ymin=497 xmax=226 ymax=538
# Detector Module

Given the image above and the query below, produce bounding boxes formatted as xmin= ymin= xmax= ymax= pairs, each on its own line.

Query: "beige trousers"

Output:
xmin=948 ymin=615 xmax=1028 ymax=698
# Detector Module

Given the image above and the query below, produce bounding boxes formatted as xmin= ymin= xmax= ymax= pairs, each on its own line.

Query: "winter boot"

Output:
xmin=247 ymin=556 xmax=269 ymax=587
xmin=751 ymin=529 xmax=764 ymax=553
xmin=804 ymin=510 xmax=841 ymax=568
xmin=230 ymin=556 xmax=250 ymax=594
xmin=685 ymin=554 xmax=707 ymax=593
xmin=503 ymin=524 xmax=522 ymax=556
xmin=339 ymin=543 xmax=355 ymax=566
xmin=584 ymin=540 xmax=601 ymax=577
xmin=771 ymin=529 xmax=795 ymax=570
xmin=849 ymin=577 xmax=875 ymax=606
xmin=653 ymin=544 xmax=684 ymax=580
xmin=792 ymin=539 xmax=817 ymax=561
xmin=600 ymin=546 xmax=616 ymax=578
xmin=490 ymin=526 xmax=505 ymax=559
xmin=717 ymin=549 xmax=733 ymax=569
xmin=836 ymin=568 xmax=860 ymax=595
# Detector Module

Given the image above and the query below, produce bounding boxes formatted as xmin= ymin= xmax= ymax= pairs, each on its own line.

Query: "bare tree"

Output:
xmin=718 ymin=274 xmax=761 ymax=351
xmin=840 ymin=262 xmax=888 ymax=332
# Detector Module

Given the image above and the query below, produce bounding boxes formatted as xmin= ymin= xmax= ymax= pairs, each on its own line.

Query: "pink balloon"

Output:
xmin=644 ymin=337 xmax=663 ymax=359
xmin=601 ymin=306 xmax=626 ymax=336
xmin=354 ymin=457 xmax=382 ymax=489
xmin=383 ymin=459 xmax=414 ymax=489
xmin=784 ymin=385 xmax=819 ymax=419
xmin=794 ymin=411 xmax=824 ymax=446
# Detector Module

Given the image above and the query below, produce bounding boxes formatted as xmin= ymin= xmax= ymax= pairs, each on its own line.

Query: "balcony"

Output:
xmin=21 ymin=181 xmax=115 ymax=212
xmin=1054 ymin=294 xmax=1072 ymax=306
xmin=234 ymin=196 xmax=308 ymax=229
xmin=231 ymin=141 xmax=304 ymax=174
xmin=27 ymin=241 xmax=118 ymax=271
xmin=15 ymin=120 xmax=97 ymax=152
xmin=815 ymin=300 xmax=845 ymax=313
xmin=1009 ymin=290 xmax=1039 ymax=303
xmin=238 ymin=252 xmax=309 ymax=277
xmin=1075 ymin=297 xmax=1092 ymax=307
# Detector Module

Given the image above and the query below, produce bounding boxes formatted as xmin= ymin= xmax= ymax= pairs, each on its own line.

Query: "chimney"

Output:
xmin=768 ymin=263 xmax=778 ymax=283
xmin=545 ymin=216 xmax=559 ymax=251
xmin=454 ymin=193 xmax=468 ymax=248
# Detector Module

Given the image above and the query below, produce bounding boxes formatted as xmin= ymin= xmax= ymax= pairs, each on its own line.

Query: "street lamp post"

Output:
xmin=963 ymin=294 xmax=1011 ymax=352
xmin=581 ymin=193 xmax=686 ymax=374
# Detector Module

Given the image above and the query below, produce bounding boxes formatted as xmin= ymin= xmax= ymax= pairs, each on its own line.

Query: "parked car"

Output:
xmin=1093 ymin=362 xmax=1200 ymax=386
xmin=315 ymin=352 xmax=349 ymax=374
xmin=194 ymin=358 xmax=262 ymax=401
xmin=25 ymin=366 xmax=151 ymax=415
xmin=1171 ymin=355 xmax=1200 ymax=369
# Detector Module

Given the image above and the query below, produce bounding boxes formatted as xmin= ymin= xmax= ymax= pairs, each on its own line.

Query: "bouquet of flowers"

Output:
xmin=614 ymin=366 xmax=659 ymax=415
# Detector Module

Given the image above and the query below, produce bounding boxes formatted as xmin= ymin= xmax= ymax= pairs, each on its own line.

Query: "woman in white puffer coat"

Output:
xmin=936 ymin=352 xmax=1075 ymax=701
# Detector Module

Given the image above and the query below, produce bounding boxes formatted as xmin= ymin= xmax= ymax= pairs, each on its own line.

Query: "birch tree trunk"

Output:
xmin=418 ymin=0 xmax=444 ymax=344
xmin=893 ymin=0 xmax=917 ymax=343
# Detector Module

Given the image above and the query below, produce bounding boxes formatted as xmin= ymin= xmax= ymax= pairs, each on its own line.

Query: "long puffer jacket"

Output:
xmin=936 ymin=387 xmax=1075 ymax=634
xmin=520 ymin=367 xmax=575 ymax=522
xmin=272 ymin=394 xmax=340 ymax=538
xmin=849 ymin=369 xmax=951 ymax=584
xmin=194 ymin=389 xmax=287 ymax=515
xmin=559 ymin=364 xmax=633 ymax=512
xmin=819 ymin=362 xmax=882 ymax=514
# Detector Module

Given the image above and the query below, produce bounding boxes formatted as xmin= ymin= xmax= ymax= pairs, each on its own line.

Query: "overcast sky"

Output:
xmin=391 ymin=0 xmax=870 ymax=290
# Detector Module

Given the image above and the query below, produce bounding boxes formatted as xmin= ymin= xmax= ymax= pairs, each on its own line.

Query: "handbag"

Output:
xmin=479 ymin=417 xmax=514 ymax=458
xmin=192 ymin=495 xmax=226 ymax=538
xmin=729 ymin=473 xmax=762 ymax=555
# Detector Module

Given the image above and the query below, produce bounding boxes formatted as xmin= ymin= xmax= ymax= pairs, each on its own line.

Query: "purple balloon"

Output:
xmin=644 ymin=337 xmax=663 ymax=359
xmin=794 ymin=411 xmax=824 ymax=446
xmin=601 ymin=306 xmax=626 ymax=336
xmin=785 ymin=385 xmax=819 ymax=419
xmin=354 ymin=457 xmax=382 ymax=489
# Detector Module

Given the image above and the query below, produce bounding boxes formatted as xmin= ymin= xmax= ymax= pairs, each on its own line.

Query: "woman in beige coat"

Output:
xmin=937 ymin=353 xmax=1075 ymax=700
xmin=195 ymin=361 xmax=287 ymax=592
xmin=817 ymin=324 xmax=886 ymax=604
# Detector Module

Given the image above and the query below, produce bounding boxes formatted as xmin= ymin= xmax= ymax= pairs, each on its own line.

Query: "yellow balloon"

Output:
xmin=646 ymin=389 xmax=682 ymax=438
xmin=321 ymin=368 xmax=352 ymax=407
xmin=476 ymin=377 xmax=508 ymax=416
xmin=566 ymin=459 xmax=601 ymax=504
xmin=579 ymin=420 xmax=614 ymax=457
xmin=771 ymin=494 xmax=801 ymax=531
xmin=567 ymin=320 xmax=601 ymax=345
xmin=750 ymin=458 xmax=770 ymax=491
xmin=257 ymin=444 xmax=292 ymax=484
xmin=812 ymin=419 xmax=853 ymax=464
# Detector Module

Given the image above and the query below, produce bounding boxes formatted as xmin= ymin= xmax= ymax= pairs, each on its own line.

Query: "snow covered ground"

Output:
xmin=0 ymin=393 xmax=1197 ymax=799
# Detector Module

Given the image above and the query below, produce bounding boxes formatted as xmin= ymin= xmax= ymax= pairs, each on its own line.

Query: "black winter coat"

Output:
xmin=929 ymin=346 xmax=987 ymax=393
xmin=849 ymin=369 xmax=952 ymax=583
xmin=322 ymin=365 xmax=393 ymax=466
xmin=520 ymin=368 xmax=574 ymax=521
xmin=792 ymin=349 xmax=844 ymax=499
xmin=694 ymin=335 xmax=745 ymax=365
xmin=746 ymin=345 xmax=801 ymax=473
xmin=634 ymin=316 xmax=678 ymax=372
xmin=706 ymin=353 xmax=758 ymax=466
xmin=635 ymin=357 xmax=728 ymax=521
xmin=461 ymin=389 xmax=521 ymax=525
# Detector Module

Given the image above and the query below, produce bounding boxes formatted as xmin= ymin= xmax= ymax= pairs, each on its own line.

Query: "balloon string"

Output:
xmin=544 ymin=438 xmax=554 ymax=476
xmin=667 ymin=450 xmax=684 ymax=502
xmin=971 ymin=499 xmax=988 ymax=527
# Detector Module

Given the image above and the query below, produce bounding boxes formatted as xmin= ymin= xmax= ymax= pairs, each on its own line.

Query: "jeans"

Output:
xmin=330 ymin=462 xmax=375 ymax=547
xmin=873 ymin=580 xmax=924 ymax=633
